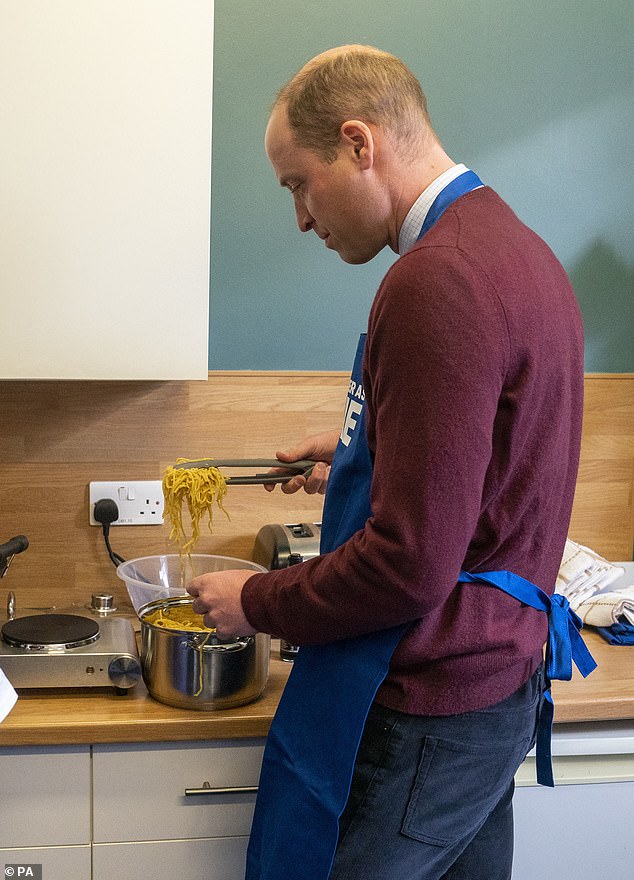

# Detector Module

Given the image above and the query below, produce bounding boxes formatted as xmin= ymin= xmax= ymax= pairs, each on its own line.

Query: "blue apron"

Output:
xmin=246 ymin=171 xmax=596 ymax=880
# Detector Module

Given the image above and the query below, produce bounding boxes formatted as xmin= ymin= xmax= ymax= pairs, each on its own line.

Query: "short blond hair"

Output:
xmin=275 ymin=45 xmax=431 ymax=162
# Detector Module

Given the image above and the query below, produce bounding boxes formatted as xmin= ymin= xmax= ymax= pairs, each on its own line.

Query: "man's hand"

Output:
xmin=265 ymin=430 xmax=339 ymax=494
xmin=187 ymin=570 xmax=257 ymax=638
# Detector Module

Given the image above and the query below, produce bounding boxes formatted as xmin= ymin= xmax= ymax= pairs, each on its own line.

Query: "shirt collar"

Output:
xmin=398 ymin=163 xmax=470 ymax=256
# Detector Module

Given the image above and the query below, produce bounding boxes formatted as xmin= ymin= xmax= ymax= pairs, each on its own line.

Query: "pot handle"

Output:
xmin=186 ymin=634 xmax=253 ymax=653
xmin=184 ymin=781 xmax=259 ymax=796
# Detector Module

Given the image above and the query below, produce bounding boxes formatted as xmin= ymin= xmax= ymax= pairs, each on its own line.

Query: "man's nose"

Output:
xmin=295 ymin=203 xmax=314 ymax=233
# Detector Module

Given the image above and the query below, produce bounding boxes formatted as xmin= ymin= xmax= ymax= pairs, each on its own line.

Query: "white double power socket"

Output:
xmin=89 ymin=481 xmax=164 ymax=526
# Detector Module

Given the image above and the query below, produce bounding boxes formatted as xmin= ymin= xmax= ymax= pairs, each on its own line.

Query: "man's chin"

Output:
xmin=341 ymin=254 xmax=372 ymax=265
xmin=337 ymin=247 xmax=382 ymax=266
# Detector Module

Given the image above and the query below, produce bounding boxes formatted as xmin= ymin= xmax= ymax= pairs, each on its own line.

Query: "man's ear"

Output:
xmin=339 ymin=120 xmax=374 ymax=169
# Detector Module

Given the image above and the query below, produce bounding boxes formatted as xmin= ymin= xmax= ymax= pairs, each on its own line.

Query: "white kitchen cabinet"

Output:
xmin=514 ymin=779 xmax=634 ymax=879
xmin=0 ymin=847 xmax=91 ymax=880
xmin=0 ymin=745 xmax=91 ymax=848
xmin=92 ymin=838 xmax=248 ymax=880
xmin=92 ymin=739 xmax=265 ymax=880
xmin=0 ymin=745 xmax=92 ymax=880
xmin=513 ymin=721 xmax=634 ymax=879
xmin=92 ymin=739 xmax=264 ymax=841
xmin=0 ymin=738 xmax=264 ymax=880
xmin=0 ymin=1 xmax=213 ymax=380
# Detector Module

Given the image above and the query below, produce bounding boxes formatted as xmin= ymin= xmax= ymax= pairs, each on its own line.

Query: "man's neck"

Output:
xmin=389 ymin=154 xmax=456 ymax=253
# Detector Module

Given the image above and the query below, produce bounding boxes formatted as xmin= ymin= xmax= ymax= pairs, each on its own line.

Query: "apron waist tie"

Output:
xmin=458 ymin=570 xmax=598 ymax=786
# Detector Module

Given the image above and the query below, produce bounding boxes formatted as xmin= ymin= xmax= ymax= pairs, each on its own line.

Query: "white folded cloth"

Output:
xmin=574 ymin=587 xmax=634 ymax=627
xmin=0 ymin=666 xmax=18 ymax=723
xmin=556 ymin=539 xmax=625 ymax=608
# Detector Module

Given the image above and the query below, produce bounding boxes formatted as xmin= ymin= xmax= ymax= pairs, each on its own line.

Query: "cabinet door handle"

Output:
xmin=184 ymin=783 xmax=259 ymax=797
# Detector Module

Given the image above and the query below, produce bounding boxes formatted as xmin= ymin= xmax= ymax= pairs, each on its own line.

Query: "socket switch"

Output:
xmin=89 ymin=480 xmax=164 ymax=526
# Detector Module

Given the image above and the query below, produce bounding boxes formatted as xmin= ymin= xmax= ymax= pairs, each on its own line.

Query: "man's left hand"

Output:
xmin=187 ymin=570 xmax=257 ymax=638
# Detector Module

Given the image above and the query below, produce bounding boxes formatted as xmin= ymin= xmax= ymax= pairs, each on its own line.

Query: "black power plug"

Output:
xmin=94 ymin=498 xmax=126 ymax=567
xmin=93 ymin=498 xmax=119 ymax=527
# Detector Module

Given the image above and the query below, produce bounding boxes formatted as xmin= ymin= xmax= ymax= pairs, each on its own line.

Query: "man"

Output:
xmin=188 ymin=45 xmax=585 ymax=879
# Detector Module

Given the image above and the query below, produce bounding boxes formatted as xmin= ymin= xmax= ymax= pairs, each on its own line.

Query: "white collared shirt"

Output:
xmin=398 ymin=163 xmax=473 ymax=256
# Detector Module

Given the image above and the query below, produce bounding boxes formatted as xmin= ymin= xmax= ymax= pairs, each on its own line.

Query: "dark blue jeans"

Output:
xmin=330 ymin=666 xmax=543 ymax=880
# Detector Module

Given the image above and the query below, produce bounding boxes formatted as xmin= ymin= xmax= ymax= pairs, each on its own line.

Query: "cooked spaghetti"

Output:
xmin=143 ymin=603 xmax=215 ymax=633
xmin=162 ymin=458 xmax=229 ymax=557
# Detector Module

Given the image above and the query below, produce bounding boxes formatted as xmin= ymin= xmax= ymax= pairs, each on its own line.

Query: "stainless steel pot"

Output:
xmin=139 ymin=597 xmax=270 ymax=710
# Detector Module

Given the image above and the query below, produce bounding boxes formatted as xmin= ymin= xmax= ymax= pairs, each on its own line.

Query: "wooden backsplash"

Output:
xmin=0 ymin=372 xmax=632 ymax=615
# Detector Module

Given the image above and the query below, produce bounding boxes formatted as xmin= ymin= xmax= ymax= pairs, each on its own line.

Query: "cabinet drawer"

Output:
xmin=0 ymin=846 xmax=91 ymax=880
xmin=513 ymin=779 xmax=634 ymax=879
xmin=93 ymin=837 xmax=248 ymax=880
xmin=0 ymin=746 xmax=90 ymax=848
xmin=93 ymin=739 xmax=265 ymax=842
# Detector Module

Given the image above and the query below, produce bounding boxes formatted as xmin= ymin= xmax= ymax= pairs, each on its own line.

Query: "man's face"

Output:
xmin=265 ymin=105 xmax=389 ymax=265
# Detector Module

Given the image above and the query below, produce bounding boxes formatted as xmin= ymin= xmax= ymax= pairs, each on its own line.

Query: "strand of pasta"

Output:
xmin=194 ymin=632 xmax=211 ymax=696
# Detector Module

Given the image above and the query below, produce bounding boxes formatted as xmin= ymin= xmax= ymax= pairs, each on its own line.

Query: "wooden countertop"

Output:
xmin=550 ymin=630 xmax=634 ymax=723
xmin=0 ymin=632 xmax=632 ymax=747
xmin=0 ymin=649 xmax=293 ymax=747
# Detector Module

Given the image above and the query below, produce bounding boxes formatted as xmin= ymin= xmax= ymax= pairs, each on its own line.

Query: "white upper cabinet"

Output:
xmin=0 ymin=2 xmax=213 ymax=379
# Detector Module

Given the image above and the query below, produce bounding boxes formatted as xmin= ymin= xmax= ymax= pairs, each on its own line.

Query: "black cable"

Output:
xmin=104 ymin=526 xmax=126 ymax=567
xmin=93 ymin=499 xmax=126 ymax=567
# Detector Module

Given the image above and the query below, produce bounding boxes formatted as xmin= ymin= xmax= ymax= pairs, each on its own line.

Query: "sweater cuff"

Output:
xmin=241 ymin=571 xmax=274 ymax=634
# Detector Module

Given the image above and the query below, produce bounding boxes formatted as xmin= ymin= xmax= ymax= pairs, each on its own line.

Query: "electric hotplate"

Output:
xmin=0 ymin=612 xmax=141 ymax=692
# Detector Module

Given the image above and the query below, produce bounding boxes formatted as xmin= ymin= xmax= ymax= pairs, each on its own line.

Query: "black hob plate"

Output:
xmin=1 ymin=613 xmax=100 ymax=650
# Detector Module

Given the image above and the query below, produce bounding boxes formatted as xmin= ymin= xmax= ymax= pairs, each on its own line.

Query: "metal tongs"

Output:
xmin=171 ymin=458 xmax=315 ymax=486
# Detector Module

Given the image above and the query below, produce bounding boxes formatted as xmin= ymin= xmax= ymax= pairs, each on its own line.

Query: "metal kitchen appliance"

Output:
xmin=253 ymin=522 xmax=322 ymax=660
xmin=0 ymin=595 xmax=141 ymax=693
xmin=253 ymin=522 xmax=322 ymax=571
xmin=138 ymin=596 xmax=270 ymax=711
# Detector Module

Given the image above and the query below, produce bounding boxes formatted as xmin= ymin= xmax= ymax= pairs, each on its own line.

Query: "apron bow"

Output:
xmin=547 ymin=592 xmax=596 ymax=681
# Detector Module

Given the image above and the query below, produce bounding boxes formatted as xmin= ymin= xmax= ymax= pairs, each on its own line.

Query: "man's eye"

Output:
xmin=288 ymin=182 xmax=301 ymax=195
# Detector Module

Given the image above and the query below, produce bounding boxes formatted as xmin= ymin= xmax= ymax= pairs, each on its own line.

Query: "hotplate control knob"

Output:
xmin=108 ymin=655 xmax=142 ymax=691
xmin=91 ymin=593 xmax=116 ymax=614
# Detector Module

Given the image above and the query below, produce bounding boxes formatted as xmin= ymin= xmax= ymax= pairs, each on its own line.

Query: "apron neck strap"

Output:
xmin=418 ymin=169 xmax=484 ymax=240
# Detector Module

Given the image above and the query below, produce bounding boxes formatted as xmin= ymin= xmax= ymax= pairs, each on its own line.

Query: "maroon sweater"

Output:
xmin=242 ymin=187 xmax=584 ymax=716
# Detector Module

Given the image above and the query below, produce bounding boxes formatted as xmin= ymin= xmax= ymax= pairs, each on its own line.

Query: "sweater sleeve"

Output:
xmin=241 ymin=242 xmax=509 ymax=644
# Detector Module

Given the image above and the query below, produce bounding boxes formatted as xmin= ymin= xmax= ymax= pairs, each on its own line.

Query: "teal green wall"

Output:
xmin=208 ymin=1 xmax=633 ymax=371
